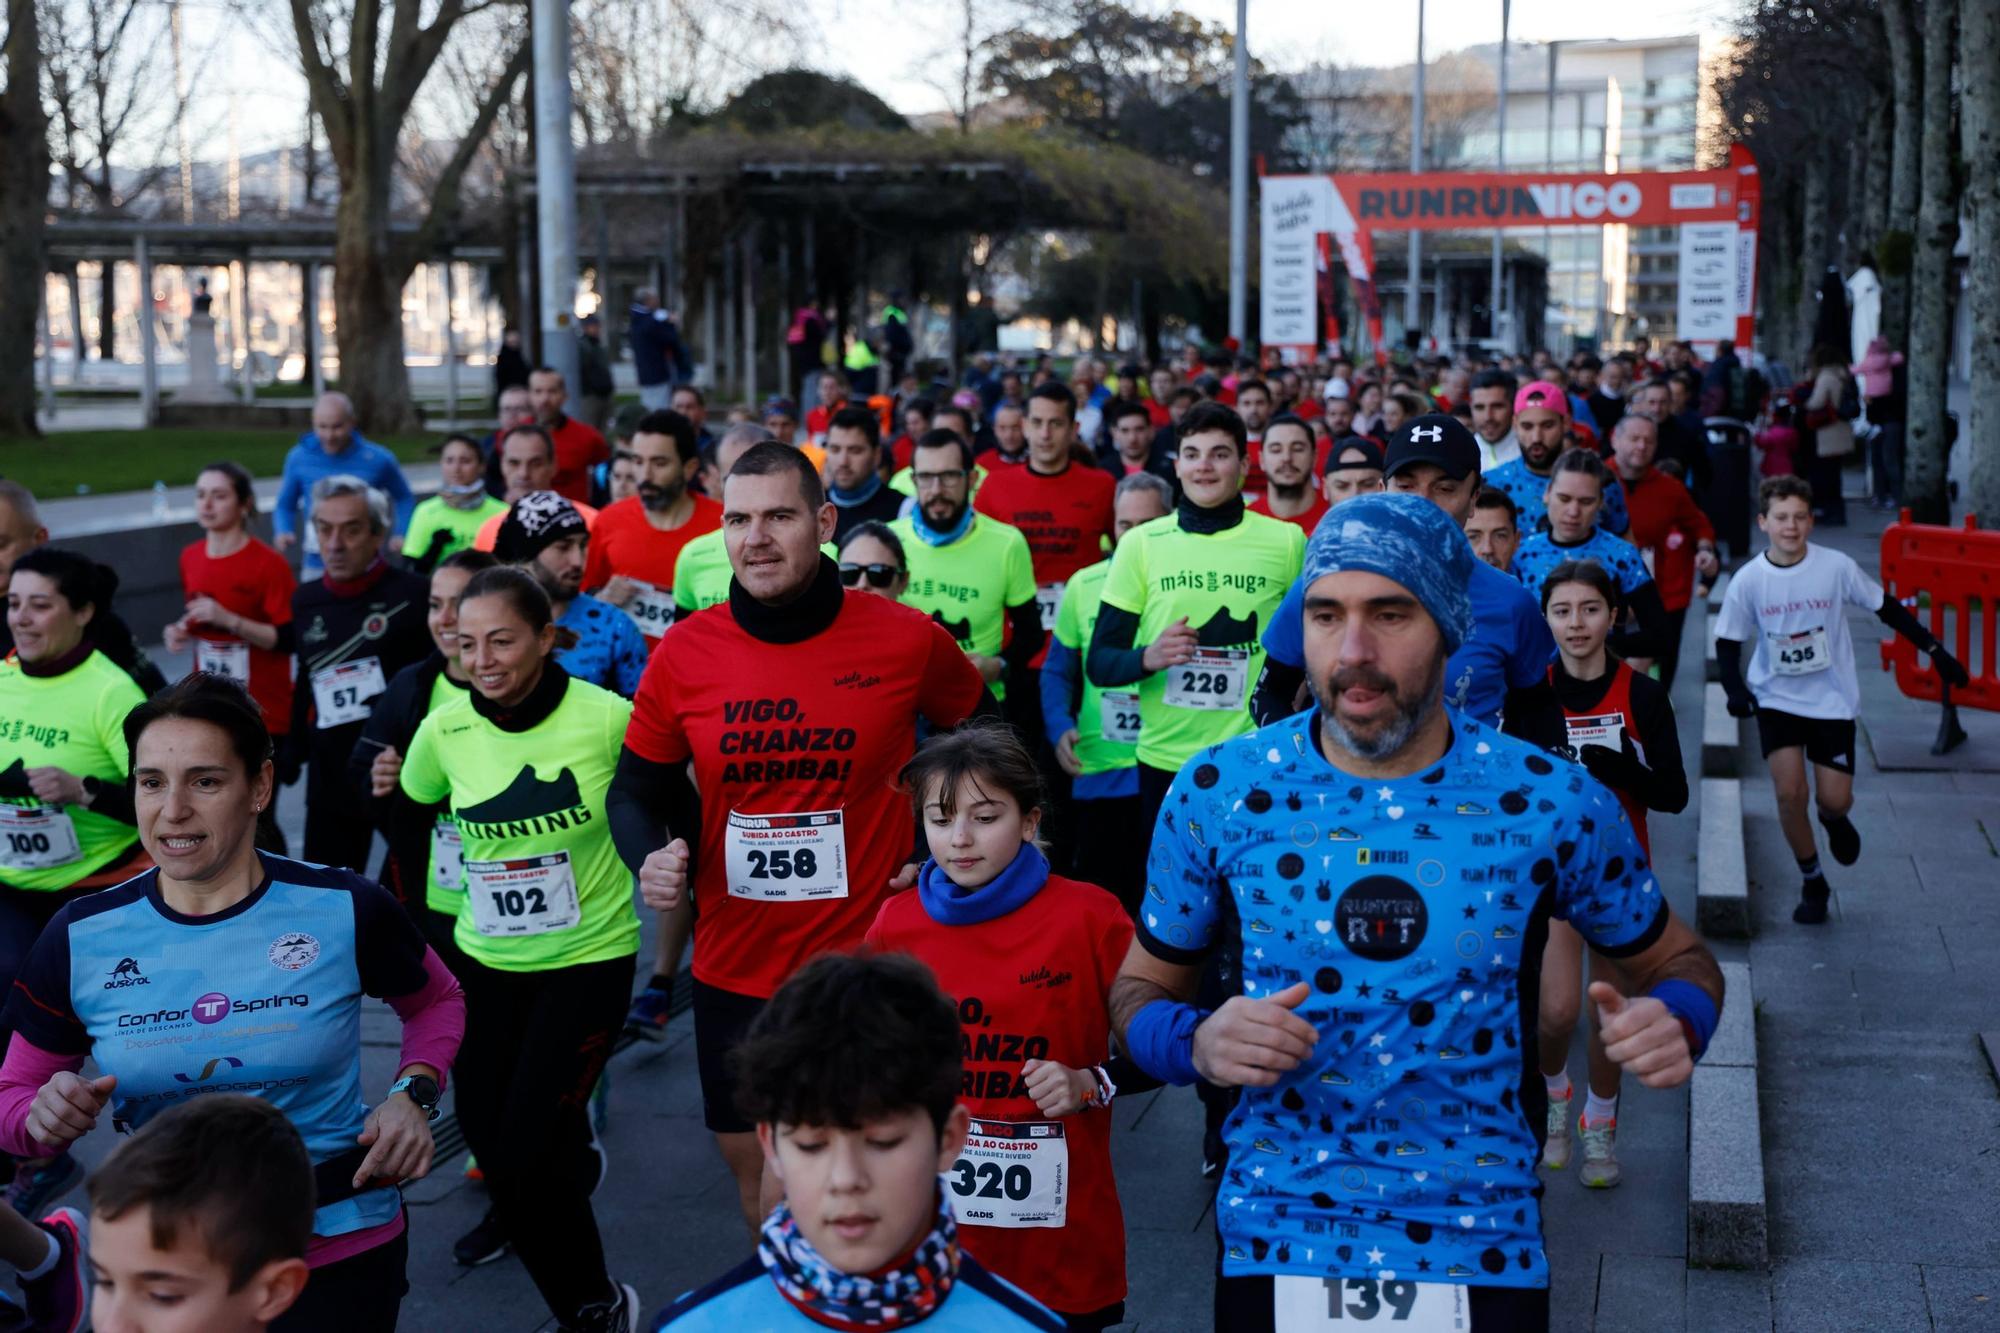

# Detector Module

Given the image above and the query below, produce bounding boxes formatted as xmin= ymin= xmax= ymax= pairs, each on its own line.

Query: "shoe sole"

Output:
xmin=32 ymin=1206 xmax=88 ymax=1333
xmin=1580 ymin=1171 xmax=1622 ymax=1189
xmin=454 ymin=1243 xmax=510 ymax=1268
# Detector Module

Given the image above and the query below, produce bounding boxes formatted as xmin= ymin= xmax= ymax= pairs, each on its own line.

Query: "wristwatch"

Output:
xmin=387 ymin=1073 xmax=442 ymax=1122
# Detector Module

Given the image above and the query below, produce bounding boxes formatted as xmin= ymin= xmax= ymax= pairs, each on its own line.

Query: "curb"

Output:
xmin=1695 ymin=777 xmax=1750 ymax=939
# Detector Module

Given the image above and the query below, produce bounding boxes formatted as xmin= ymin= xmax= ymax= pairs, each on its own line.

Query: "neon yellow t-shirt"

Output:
xmin=1097 ymin=510 xmax=1304 ymax=771
xmin=0 ymin=651 xmax=143 ymax=891
xmin=401 ymin=677 xmax=640 ymax=971
xmin=890 ymin=514 xmax=1036 ymax=699
xmin=405 ymin=495 xmax=507 ymax=565
xmin=1051 ymin=560 xmax=1137 ymax=776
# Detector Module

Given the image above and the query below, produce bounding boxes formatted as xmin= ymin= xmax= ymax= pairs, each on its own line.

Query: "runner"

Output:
xmin=165 ymin=461 xmax=298 ymax=852
xmin=1716 ymin=476 xmax=1968 ymax=925
xmin=667 ymin=427 xmax=775 ymax=622
xmin=353 ymin=550 xmax=496 ymax=942
xmin=580 ymin=410 xmax=723 ymax=647
xmin=1095 ymin=398 xmax=1176 ymax=490
xmin=607 ymin=442 xmax=988 ymax=1229
xmin=272 ymin=393 xmax=416 ymax=577
xmin=1611 ymin=413 xmax=1719 ymax=686
xmin=1042 ymin=472 xmax=1172 ymax=914
xmin=1465 ymin=486 xmax=1521 ymax=574
xmin=1247 ymin=414 xmax=1328 ymax=533
xmin=1256 ymin=416 xmax=1554 ymax=733
xmin=1085 ymin=400 xmax=1303 ymax=826
xmin=83 ymin=1096 xmax=312 ymax=1333
xmin=1483 ymin=381 xmax=1629 ymax=536
xmin=1510 ymin=449 xmax=1669 ymax=660
xmin=1233 ymin=379 xmax=1274 ymax=499
xmin=804 ymin=370 xmax=847 ymax=445
xmin=0 ymin=672 xmax=465 ymax=1332
xmin=605 ymin=449 xmax=642 ymax=506
xmin=890 ymin=430 xmax=1040 ymax=702
xmin=1109 ymin=492 xmax=1724 ymax=1330
xmin=825 ymin=406 xmax=905 ymax=539
xmin=497 ymin=493 xmax=648 ymax=698
xmin=835 ymin=522 xmax=910 ymax=603
xmin=529 ymin=367 xmax=611 ymax=504
xmin=1469 ymin=369 xmax=1520 ymax=471
xmin=403 ymin=435 xmax=506 ymax=570
xmin=399 ymin=566 xmax=643 ymax=1331
xmin=287 ymin=477 xmax=433 ymax=870
xmin=482 ymin=385 xmax=537 ymax=498
xmin=0 ymin=548 xmax=152 ymax=1215
xmin=981 ymin=401 xmax=1030 ymax=468
xmin=890 ymin=397 xmax=937 ymax=473
xmin=1320 ymin=436 xmax=1386 ymax=506
xmin=864 ymin=725 xmax=1137 ymax=1330
xmin=649 ymin=953 xmax=1064 ymax=1331
xmin=1503 ymin=559 xmax=1689 ymax=1189
xmin=474 ymin=425 xmax=601 ymax=552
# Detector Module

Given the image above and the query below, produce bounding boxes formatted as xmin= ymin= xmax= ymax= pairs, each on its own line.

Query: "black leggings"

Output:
xmin=275 ymin=1225 xmax=409 ymax=1332
xmin=453 ymin=951 xmax=635 ymax=1323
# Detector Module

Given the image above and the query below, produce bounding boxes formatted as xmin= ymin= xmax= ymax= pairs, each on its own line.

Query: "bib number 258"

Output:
xmin=745 ymin=847 xmax=819 ymax=880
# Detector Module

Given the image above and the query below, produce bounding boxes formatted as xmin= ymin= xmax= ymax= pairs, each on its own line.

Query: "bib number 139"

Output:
xmin=1272 ymin=1275 xmax=1467 ymax=1330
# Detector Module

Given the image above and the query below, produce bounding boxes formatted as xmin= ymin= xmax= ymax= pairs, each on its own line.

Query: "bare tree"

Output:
xmin=1879 ymin=0 xmax=1920 ymax=349
xmin=287 ymin=0 xmax=529 ymax=432
xmin=922 ymin=0 xmax=1018 ymax=134
xmin=1903 ymin=0 xmax=1957 ymax=522
xmin=567 ymin=0 xmax=800 ymax=149
xmin=0 ymin=0 xmax=49 ymax=436
xmin=1961 ymin=0 xmax=1998 ymax=523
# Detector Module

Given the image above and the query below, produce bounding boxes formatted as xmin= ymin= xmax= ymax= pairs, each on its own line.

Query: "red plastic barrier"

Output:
xmin=1878 ymin=511 xmax=2000 ymax=711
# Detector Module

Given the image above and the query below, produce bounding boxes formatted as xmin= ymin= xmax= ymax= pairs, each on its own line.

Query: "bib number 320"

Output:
xmin=1272 ymin=1275 xmax=1468 ymax=1330
xmin=947 ymin=1119 xmax=1067 ymax=1228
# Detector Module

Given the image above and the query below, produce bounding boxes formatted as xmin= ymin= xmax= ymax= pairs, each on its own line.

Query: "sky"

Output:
xmin=187 ymin=0 xmax=1735 ymax=162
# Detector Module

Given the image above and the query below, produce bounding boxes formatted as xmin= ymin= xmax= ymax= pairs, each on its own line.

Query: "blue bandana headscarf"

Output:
xmin=1303 ymin=492 xmax=1474 ymax=653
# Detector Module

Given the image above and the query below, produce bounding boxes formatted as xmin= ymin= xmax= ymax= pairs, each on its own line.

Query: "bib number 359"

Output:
xmin=1272 ymin=1275 xmax=1468 ymax=1330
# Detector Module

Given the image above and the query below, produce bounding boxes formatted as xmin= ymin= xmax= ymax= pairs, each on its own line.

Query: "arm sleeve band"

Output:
xmin=1875 ymin=596 xmax=1937 ymax=651
xmin=1648 ymin=978 xmax=1720 ymax=1060
xmin=1715 ymin=637 xmax=1749 ymax=703
xmin=1120 ymin=998 xmax=1207 ymax=1086
xmin=606 ymin=746 xmax=702 ymax=879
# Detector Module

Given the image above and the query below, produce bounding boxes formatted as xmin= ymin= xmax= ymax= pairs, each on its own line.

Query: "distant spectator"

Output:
xmin=785 ymin=304 xmax=828 ymax=401
xmin=626 ymin=288 xmax=690 ymax=410
xmin=671 ymin=384 xmax=715 ymax=453
xmin=575 ymin=312 xmax=615 ymax=433
xmin=493 ymin=325 xmax=531 ymax=409
xmin=273 ymin=392 xmax=415 ymax=577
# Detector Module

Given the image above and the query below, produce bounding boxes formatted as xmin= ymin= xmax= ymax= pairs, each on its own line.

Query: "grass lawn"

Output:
xmin=0 ymin=430 xmax=437 ymax=496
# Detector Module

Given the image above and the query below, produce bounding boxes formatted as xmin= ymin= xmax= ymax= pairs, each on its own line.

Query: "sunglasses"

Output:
xmin=839 ymin=563 xmax=902 ymax=589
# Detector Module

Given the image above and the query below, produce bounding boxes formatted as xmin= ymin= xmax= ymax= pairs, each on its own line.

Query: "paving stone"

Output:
xmin=1921 ymin=1263 xmax=2000 ymax=1332
xmin=1684 ymin=1265 xmax=1774 ymax=1332
xmin=1687 ymin=1066 xmax=1766 ymax=1268
xmin=1771 ymin=1258 xmax=1931 ymax=1333
xmin=1595 ymin=1252 xmax=1687 ymax=1331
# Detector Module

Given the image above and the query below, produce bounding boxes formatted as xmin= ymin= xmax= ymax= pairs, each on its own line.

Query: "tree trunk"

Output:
xmin=332 ymin=172 xmax=421 ymax=433
xmin=1880 ymin=0 xmax=1922 ymax=350
xmin=0 ymin=0 xmax=50 ymax=436
xmin=1962 ymin=0 xmax=2000 ymax=524
xmin=1904 ymin=0 xmax=1958 ymax=523
xmin=1796 ymin=157 xmax=1830 ymax=363
xmin=1862 ymin=93 xmax=1893 ymax=257
xmin=96 ymin=260 xmax=117 ymax=360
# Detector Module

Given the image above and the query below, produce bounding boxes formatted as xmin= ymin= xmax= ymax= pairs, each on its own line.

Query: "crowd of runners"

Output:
xmin=0 ymin=334 xmax=1967 ymax=1333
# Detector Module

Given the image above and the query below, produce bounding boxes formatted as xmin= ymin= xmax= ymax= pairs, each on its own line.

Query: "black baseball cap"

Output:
xmin=1323 ymin=436 xmax=1385 ymax=475
xmin=1384 ymin=414 xmax=1480 ymax=482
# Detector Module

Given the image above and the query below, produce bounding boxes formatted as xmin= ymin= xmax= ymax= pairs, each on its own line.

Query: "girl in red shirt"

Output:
xmin=865 ymin=724 xmax=1143 ymax=1331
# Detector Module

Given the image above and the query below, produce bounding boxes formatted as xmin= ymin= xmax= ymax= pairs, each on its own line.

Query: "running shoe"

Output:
xmin=17 ymin=1207 xmax=87 ymax=1333
xmin=564 ymin=1280 xmax=640 ymax=1333
xmin=1793 ymin=877 xmax=1831 ymax=926
xmin=1541 ymin=1088 xmax=1574 ymax=1170
xmin=1820 ymin=815 xmax=1862 ymax=867
xmin=452 ymin=1207 xmax=510 ymax=1267
xmin=623 ymin=986 xmax=674 ymax=1042
xmin=4 ymin=1154 xmax=80 ymax=1219
xmin=1578 ymin=1117 xmax=1621 ymax=1188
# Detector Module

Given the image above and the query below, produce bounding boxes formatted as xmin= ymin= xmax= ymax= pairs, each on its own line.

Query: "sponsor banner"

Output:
xmin=1677 ymin=222 xmax=1738 ymax=345
xmin=1310 ymin=168 xmax=1744 ymax=232
xmin=1261 ymin=176 xmax=1337 ymax=351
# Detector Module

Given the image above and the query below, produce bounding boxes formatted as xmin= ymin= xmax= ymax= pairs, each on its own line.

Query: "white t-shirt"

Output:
xmin=1715 ymin=544 xmax=1883 ymax=719
xmin=1480 ymin=428 xmax=1520 ymax=473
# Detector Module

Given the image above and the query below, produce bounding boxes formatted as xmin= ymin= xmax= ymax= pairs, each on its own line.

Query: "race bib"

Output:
xmin=0 ymin=804 xmax=82 ymax=870
xmin=1564 ymin=712 xmax=1626 ymax=752
xmin=465 ymin=851 xmax=581 ymax=937
xmin=431 ymin=818 xmax=464 ymax=893
xmin=1272 ymin=1276 xmax=1469 ymax=1330
xmin=1099 ymin=690 xmax=1142 ymax=745
xmin=1035 ymin=583 xmax=1065 ymax=634
xmin=622 ymin=581 xmax=676 ymax=636
xmin=311 ymin=657 xmax=387 ymax=728
xmin=948 ymin=1119 xmax=1068 ymax=1229
xmin=725 ymin=809 xmax=849 ymax=902
xmin=195 ymin=638 xmax=251 ymax=684
xmin=1769 ymin=626 xmax=1831 ymax=675
xmin=1165 ymin=647 xmax=1249 ymax=711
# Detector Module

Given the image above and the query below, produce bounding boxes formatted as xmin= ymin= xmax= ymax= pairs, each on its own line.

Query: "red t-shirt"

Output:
xmin=178 ymin=538 xmax=297 ymax=734
xmin=1622 ymin=468 xmax=1715 ymax=614
xmin=973 ymin=462 xmax=1114 ymax=667
xmin=864 ymin=873 xmax=1133 ymax=1316
xmin=1241 ymin=433 xmax=1267 ymax=498
xmin=580 ymin=494 xmax=724 ymax=642
xmin=890 ymin=434 xmax=920 ymax=473
xmin=548 ymin=415 xmax=609 ymax=503
xmin=1248 ymin=491 xmax=1330 ymax=535
xmin=623 ymin=592 xmax=985 ymax=997
xmin=806 ymin=399 xmax=848 ymax=444
xmin=1145 ymin=400 xmax=1170 ymax=428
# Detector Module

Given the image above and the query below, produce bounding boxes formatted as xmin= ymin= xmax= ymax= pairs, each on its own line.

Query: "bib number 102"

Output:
xmin=488 ymin=887 xmax=548 ymax=918
xmin=950 ymin=1159 xmax=1032 ymax=1202
xmin=746 ymin=847 xmax=819 ymax=880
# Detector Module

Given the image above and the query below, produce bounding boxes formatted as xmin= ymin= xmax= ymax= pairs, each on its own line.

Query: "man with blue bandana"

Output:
xmin=1255 ymin=416 xmax=1554 ymax=730
xmin=1110 ymin=492 xmax=1723 ymax=1331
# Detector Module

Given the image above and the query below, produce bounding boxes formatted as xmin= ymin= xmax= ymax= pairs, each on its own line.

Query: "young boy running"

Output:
xmin=1716 ymin=476 xmax=1968 ymax=923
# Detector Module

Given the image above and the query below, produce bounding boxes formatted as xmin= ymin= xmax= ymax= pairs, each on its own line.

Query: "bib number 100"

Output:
xmin=745 ymin=847 xmax=819 ymax=880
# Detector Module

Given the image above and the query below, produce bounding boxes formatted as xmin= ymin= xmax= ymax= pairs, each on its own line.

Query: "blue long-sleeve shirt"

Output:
xmin=274 ymin=434 xmax=417 ymax=575
xmin=1039 ymin=638 xmax=1138 ymax=800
